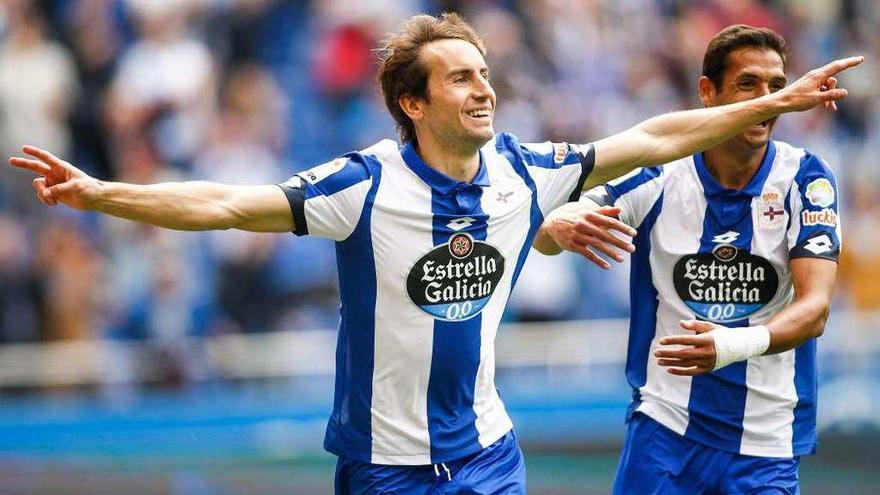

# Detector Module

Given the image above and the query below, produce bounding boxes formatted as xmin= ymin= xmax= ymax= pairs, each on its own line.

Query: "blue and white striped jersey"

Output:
xmin=598 ymin=140 xmax=840 ymax=458
xmin=278 ymin=132 xmax=593 ymax=465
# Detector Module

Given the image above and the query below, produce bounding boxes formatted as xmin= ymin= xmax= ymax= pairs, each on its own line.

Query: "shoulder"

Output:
xmin=288 ymin=139 xmax=398 ymax=194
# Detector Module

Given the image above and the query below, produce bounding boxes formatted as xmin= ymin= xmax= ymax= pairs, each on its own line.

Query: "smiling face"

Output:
xmin=405 ymin=38 xmax=496 ymax=154
xmin=700 ymin=47 xmax=787 ymax=151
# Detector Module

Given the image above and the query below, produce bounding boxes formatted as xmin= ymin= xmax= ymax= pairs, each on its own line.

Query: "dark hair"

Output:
xmin=376 ymin=13 xmax=486 ymax=143
xmin=702 ymin=24 xmax=787 ymax=90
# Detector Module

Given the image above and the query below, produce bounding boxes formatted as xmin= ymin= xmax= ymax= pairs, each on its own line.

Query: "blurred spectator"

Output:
xmin=105 ymin=0 xmax=215 ymax=168
xmin=0 ymin=3 xmax=78 ymax=211
xmin=839 ymin=179 xmax=880 ymax=310
xmin=193 ymin=62 xmax=288 ymax=333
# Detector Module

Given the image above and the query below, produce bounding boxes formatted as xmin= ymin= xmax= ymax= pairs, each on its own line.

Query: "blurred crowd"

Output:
xmin=0 ymin=0 xmax=878 ymax=347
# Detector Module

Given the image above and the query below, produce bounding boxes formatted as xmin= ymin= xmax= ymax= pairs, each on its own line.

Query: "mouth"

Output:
xmin=751 ymin=118 xmax=774 ymax=131
xmin=465 ymin=109 xmax=493 ymax=122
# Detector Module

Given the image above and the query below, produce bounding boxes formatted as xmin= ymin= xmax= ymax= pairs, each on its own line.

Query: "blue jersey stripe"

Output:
xmin=426 ymin=182 xmax=488 ymax=462
xmin=323 ymin=155 xmax=382 ymax=460
xmin=607 ymin=167 xmax=661 ymax=201
xmin=792 ymin=339 xmax=818 ymax=455
xmin=625 ymin=194 xmax=663 ymax=419
xmin=683 ymin=156 xmax=766 ymax=452
xmin=494 ymin=142 xmax=544 ymax=290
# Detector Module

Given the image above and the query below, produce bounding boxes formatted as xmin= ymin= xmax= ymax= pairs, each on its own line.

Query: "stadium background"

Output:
xmin=0 ymin=0 xmax=878 ymax=493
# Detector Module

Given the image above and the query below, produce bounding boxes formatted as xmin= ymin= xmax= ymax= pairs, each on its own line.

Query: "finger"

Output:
xmin=657 ymin=358 xmax=690 ymax=367
xmin=679 ymin=319 xmax=716 ymax=333
xmin=46 ymin=181 xmax=78 ymax=200
xmin=21 ymin=145 xmax=70 ymax=170
xmin=575 ymin=245 xmax=611 ymax=270
xmin=587 ymin=210 xmax=638 ymax=238
xmin=585 ymin=238 xmax=627 ymax=263
xmin=596 ymin=206 xmax=621 ymax=217
xmin=817 ymin=56 xmax=864 ymax=78
xmin=667 ymin=366 xmax=710 ymax=376
xmin=577 ymin=221 xmax=636 ymax=254
xmin=657 ymin=335 xmax=707 ymax=347
xmin=819 ymin=88 xmax=848 ymax=102
xmin=33 ymin=178 xmax=51 ymax=205
xmin=9 ymin=157 xmax=52 ymax=175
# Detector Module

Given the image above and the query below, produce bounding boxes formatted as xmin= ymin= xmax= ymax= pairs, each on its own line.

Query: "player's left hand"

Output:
xmin=541 ymin=202 xmax=636 ymax=269
xmin=654 ymin=320 xmax=718 ymax=376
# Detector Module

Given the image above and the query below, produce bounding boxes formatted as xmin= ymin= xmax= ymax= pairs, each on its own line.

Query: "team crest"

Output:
xmin=755 ymin=186 xmax=785 ymax=229
xmin=449 ymin=233 xmax=473 ymax=258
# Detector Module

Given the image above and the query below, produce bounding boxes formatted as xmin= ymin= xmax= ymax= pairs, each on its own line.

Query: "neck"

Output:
xmin=413 ymin=132 xmax=480 ymax=183
xmin=702 ymin=141 xmax=768 ymax=190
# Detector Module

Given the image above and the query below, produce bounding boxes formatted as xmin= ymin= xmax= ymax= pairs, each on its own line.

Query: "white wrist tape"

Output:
xmin=709 ymin=325 xmax=770 ymax=371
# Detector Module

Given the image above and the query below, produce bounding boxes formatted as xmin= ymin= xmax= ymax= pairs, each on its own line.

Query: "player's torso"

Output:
xmin=648 ymin=152 xmax=799 ymax=329
xmin=364 ymin=145 xmax=536 ymax=328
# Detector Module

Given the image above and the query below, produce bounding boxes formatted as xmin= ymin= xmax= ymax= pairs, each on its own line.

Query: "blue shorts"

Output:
xmin=334 ymin=430 xmax=526 ymax=495
xmin=612 ymin=413 xmax=800 ymax=495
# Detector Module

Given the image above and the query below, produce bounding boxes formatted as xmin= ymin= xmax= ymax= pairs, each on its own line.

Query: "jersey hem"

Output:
xmin=323 ymin=421 xmax=513 ymax=466
xmin=638 ymin=400 xmax=816 ymax=459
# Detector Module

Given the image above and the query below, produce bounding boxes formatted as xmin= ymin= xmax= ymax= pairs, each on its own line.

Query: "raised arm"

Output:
xmin=583 ymin=56 xmax=863 ymax=190
xmin=9 ymin=146 xmax=293 ymax=232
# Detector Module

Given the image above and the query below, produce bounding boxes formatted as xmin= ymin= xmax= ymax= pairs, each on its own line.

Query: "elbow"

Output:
xmin=810 ymin=298 xmax=833 ymax=339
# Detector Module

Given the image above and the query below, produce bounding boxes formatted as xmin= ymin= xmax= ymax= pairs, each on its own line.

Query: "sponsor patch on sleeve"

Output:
xmin=300 ymin=158 xmax=347 ymax=184
xmin=801 ymin=208 xmax=837 ymax=227
xmin=804 ymin=177 xmax=835 ymax=207
xmin=553 ymin=142 xmax=569 ymax=165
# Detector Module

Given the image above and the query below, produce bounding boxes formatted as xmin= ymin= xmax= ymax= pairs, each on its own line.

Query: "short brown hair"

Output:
xmin=376 ymin=13 xmax=486 ymax=143
xmin=702 ymin=24 xmax=787 ymax=90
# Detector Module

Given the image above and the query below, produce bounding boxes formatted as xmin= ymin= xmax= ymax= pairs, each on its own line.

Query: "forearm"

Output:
xmin=763 ymin=294 xmax=831 ymax=354
xmin=588 ymin=94 xmax=783 ymax=189
xmin=93 ymin=181 xmax=252 ymax=231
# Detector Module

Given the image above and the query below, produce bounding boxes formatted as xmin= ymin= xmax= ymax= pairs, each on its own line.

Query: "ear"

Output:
xmin=698 ymin=76 xmax=716 ymax=107
xmin=399 ymin=94 xmax=424 ymax=122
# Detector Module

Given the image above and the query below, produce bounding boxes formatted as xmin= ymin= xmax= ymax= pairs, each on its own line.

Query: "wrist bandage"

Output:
xmin=709 ymin=325 xmax=770 ymax=371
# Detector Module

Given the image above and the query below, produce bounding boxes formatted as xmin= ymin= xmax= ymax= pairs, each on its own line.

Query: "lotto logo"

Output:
xmin=804 ymin=234 xmax=833 ymax=255
xmin=446 ymin=217 xmax=475 ymax=231
xmin=712 ymin=231 xmax=739 ymax=244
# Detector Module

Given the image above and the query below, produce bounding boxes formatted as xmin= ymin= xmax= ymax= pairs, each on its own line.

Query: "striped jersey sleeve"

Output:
xmin=603 ymin=166 xmax=664 ymax=228
xmin=786 ymin=151 xmax=841 ymax=261
xmin=494 ymin=132 xmax=595 ymax=215
xmin=277 ymin=143 xmax=389 ymax=241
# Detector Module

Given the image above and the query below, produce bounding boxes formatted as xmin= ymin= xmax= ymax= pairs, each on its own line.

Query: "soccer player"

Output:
xmin=537 ymin=25 xmax=847 ymax=494
xmin=10 ymin=14 xmax=860 ymax=495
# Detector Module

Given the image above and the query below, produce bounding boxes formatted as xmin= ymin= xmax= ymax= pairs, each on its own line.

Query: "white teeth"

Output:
xmin=467 ymin=110 xmax=490 ymax=118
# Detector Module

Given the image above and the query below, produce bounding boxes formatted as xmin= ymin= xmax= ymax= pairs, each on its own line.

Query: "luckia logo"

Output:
xmin=406 ymin=233 xmax=505 ymax=322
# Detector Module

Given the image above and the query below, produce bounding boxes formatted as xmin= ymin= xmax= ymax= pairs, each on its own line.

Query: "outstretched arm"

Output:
xmin=584 ymin=56 xmax=864 ymax=190
xmin=654 ymin=258 xmax=837 ymax=375
xmin=9 ymin=146 xmax=293 ymax=232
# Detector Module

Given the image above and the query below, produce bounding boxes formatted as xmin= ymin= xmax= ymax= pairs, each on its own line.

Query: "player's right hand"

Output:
xmin=8 ymin=146 xmax=101 ymax=210
xmin=779 ymin=55 xmax=864 ymax=112
xmin=542 ymin=202 xmax=636 ymax=269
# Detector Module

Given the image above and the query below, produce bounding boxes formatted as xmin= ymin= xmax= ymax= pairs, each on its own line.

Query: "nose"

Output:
xmin=473 ymin=74 xmax=494 ymax=101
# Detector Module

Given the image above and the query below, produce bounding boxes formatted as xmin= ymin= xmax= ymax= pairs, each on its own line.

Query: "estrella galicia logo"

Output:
xmin=673 ymin=245 xmax=779 ymax=323
xmin=406 ymin=233 xmax=505 ymax=322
